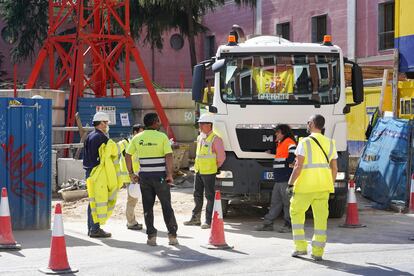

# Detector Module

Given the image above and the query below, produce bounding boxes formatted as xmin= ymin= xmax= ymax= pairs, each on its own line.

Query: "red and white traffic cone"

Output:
xmin=409 ymin=174 xmax=414 ymax=213
xmin=339 ymin=180 xmax=366 ymax=228
xmin=39 ymin=203 xmax=78 ymax=274
xmin=202 ymin=190 xmax=233 ymax=250
xmin=0 ymin=187 xmax=21 ymax=250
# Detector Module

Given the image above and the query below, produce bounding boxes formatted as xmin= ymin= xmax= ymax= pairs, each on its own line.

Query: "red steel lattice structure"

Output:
xmin=26 ymin=0 xmax=175 ymax=144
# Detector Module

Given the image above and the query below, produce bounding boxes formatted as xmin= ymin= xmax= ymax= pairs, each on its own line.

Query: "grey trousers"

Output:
xmin=192 ymin=173 xmax=216 ymax=225
xmin=263 ymin=181 xmax=291 ymax=225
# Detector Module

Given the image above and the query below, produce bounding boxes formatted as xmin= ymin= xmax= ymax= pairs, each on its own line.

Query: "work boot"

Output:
xmin=183 ymin=215 xmax=201 ymax=226
xmin=278 ymin=222 xmax=292 ymax=233
xmin=311 ymin=254 xmax=323 ymax=261
xmin=254 ymin=223 xmax=273 ymax=231
xmin=147 ymin=236 xmax=157 ymax=246
xmin=201 ymin=223 xmax=211 ymax=229
xmin=291 ymin=250 xmax=307 ymax=258
xmin=127 ymin=222 xmax=143 ymax=230
xmin=168 ymin=234 xmax=179 ymax=246
xmin=89 ymin=228 xmax=112 ymax=238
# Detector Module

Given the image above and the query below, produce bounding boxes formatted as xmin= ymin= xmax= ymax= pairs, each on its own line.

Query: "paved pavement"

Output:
xmin=1 ymin=192 xmax=414 ymax=275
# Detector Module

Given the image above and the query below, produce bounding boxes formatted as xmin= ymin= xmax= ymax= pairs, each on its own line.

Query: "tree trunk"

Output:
xmin=186 ymin=6 xmax=197 ymax=74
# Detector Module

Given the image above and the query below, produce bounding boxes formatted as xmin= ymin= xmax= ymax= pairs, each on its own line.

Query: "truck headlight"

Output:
xmin=216 ymin=170 xmax=233 ymax=179
xmin=336 ymin=172 xmax=346 ymax=181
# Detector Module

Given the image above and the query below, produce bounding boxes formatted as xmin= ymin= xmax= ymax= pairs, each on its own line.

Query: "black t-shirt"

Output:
xmin=83 ymin=129 xmax=109 ymax=170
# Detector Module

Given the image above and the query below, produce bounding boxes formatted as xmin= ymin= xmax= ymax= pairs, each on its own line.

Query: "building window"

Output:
xmin=378 ymin=1 xmax=394 ymax=50
xmin=1 ymin=27 xmax=17 ymax=44
xmin=205 ymin=35 xmax=216 ymax=59
xmin=170 ymin=33 xmax=184 ymax=50
xmin=276 ymin=22 xmax=290 ymax=40
xmin=311 ymin=15 xmax=327 ymax=43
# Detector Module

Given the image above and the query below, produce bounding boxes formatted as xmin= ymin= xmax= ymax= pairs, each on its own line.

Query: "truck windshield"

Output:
xmin=219 ymin=53 xmax=341 ymax=105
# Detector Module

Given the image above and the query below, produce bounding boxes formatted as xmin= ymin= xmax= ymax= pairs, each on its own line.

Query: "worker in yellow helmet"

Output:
xmin=118 ymin=124 xmax=145 ymax=230
xmin=183 ymin=113 xmax=226 ymax=229
xmin=288 ymin=114 xmax=338 ymax=261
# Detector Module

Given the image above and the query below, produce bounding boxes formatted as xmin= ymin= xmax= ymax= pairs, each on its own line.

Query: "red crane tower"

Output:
xmin=26 ymin=0 xmax=175 ymax=144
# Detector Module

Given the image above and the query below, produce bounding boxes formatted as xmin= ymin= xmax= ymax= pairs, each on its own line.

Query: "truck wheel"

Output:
xmin=328 ymin=196 xmax=347 ymax=218
xmin=221 ymin=199 xmax=229 ymax=217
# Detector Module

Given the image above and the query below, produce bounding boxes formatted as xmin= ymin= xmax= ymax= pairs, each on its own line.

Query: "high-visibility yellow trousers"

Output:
xmin=290 ymin=191 xmax=329 ymax=257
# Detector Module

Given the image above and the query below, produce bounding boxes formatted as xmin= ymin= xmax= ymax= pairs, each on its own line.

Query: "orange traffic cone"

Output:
xmin=339 ymin=180 xmax=366 ymax=228
xmin=202 ymin=190 xmax=233 ymax=250
xmin=39 ymin=203 xmax=78 ymax=274
xmin=0 ymin=187 xmax=21 ymax=250
xmin=409 ymin=174 xmax=414 ymax=212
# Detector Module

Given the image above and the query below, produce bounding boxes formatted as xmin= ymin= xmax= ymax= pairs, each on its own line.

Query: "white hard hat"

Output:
xmin=198 ymin=113 xmax=214 ymax=123
xmin=128 ymin=183 xmax=141 ymax=199
xmin=93 ymin=111 xmax=110 ymax=122
xmin=31 ymin=95 xmax=44 ymax=99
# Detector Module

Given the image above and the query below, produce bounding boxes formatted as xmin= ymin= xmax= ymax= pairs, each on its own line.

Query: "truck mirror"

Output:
xmin=212 ymin=59 xmax=226 ymax=73
xmin=351 ymin=64 xmax=364 ymax=104
xmin=192 ymin=64 xmax=205 ymax=103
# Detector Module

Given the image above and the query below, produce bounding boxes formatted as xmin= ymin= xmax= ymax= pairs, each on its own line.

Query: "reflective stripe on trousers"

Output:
xmin=290 ymin=192 xmax=329 ymax=256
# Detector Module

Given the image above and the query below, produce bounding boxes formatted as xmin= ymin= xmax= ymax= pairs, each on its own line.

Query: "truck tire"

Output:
xmin=328 ymin=196 xmax=347 ymax=218
xmin=221 ymin=199 xmax=229 ymax=217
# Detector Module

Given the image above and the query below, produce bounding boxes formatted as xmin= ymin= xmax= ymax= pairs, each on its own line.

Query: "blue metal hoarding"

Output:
xmin=0 ymin=98 xmax=52 ymax=229
xmin=75 ymin=97 xmax=133 ymax=140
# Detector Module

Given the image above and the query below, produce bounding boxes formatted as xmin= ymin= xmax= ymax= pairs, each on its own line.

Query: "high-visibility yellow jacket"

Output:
xmin=118 ymin=139 xmax=140 ymax=184
xmin=86 ymin=139 xmax=123 ymax=225
xmin=294 ymin=133 xmax=336 ymax=194
xmin=194 ymin=132 xmax=219 ymax=175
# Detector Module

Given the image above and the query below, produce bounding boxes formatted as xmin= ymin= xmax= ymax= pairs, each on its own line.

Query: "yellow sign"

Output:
xmin=9 ymin=100 xmax=22 ymax=106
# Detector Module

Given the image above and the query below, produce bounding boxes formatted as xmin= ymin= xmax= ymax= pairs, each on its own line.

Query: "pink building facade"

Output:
xmin=200 ymin=0 xmax=395 ymax=71
xmin=0 ymin=0 xmax=395 ymax=89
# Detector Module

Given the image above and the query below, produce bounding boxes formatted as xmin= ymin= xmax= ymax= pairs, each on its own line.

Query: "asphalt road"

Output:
xmin=1 ymin=191 xmax=414 ymax=276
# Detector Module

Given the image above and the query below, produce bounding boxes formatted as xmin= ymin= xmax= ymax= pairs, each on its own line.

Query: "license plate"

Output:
xmin=263 ymin=171 xmax=274 ymax=180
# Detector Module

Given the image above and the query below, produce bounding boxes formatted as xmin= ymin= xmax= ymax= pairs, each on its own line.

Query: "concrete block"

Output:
xmin=130 ymin=92 xmax=194 ymax=109
xmin=0 ymin=89 xmax=65 ymax=108
xmin=133 ymin=108 xmax=195 ymax=126
xmin=168 ymin=125 xmax=198 ymax=143
xmin=0 ymin=89 xmax=66 ymax=127
xmin=53 ymin=131 xmax=65 ymax=145
xmin=53 ymin=109 xmax=65 ymax=126
xmin=57 ymin=158 xmax=85 ymax=187
xmin=188 ymin=141 xmax=197 ymax=159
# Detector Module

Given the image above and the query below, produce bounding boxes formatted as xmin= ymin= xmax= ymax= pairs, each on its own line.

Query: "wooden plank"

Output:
xmin=378 ymin=69 xmax=388 ymax=115
xmin=392 ymin=49 xmax=399 ymax=116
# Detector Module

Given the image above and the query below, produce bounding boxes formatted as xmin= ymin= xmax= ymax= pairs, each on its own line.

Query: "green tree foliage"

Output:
xmin=0 ymin=0 xmax=48 ymax=63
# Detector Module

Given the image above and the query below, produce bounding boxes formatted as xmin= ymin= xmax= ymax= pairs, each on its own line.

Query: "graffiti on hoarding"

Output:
xmin=1 ymin=135 xmax=45 ymax=205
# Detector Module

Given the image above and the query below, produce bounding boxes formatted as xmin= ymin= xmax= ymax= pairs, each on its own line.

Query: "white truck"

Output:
xmin=192 ymin=28 xmax=363 ymax=218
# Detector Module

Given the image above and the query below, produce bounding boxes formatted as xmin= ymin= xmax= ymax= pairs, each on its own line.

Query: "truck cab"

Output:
xmin=192 ymin=31 xmax=363 ymax=218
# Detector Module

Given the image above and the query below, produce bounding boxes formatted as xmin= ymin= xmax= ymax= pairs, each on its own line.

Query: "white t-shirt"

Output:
xmin=295 ymin=135 xmax=338 ymax=159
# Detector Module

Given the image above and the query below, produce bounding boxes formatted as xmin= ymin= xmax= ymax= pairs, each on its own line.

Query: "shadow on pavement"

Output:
xmin=100 ymin=238 xmax=226 ymax=273
xmin=12 ymin=230 xmax=99 ymax=250
xmin=152 ymin=244 xmax=224 ymax=273
xmin=222 ymin=208 xmax=414 ymax=245
xmin=298 ymin=257 xmax=413 ymax=275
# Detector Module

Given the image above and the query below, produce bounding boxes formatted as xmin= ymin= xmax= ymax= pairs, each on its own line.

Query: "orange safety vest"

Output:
xmin=274 ymin=137 xmax=297 ymax=159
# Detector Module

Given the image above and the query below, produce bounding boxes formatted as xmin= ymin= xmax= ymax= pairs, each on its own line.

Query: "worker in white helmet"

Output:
xmin=83 ymin=111 xmax=112 ymax=238
xmin=184 ymin=113 xmax=226 ymax=229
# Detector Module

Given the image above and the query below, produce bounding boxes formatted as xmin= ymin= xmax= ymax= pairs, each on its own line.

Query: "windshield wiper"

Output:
xmin=304 ymin=99 xmax=321 ymax=108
